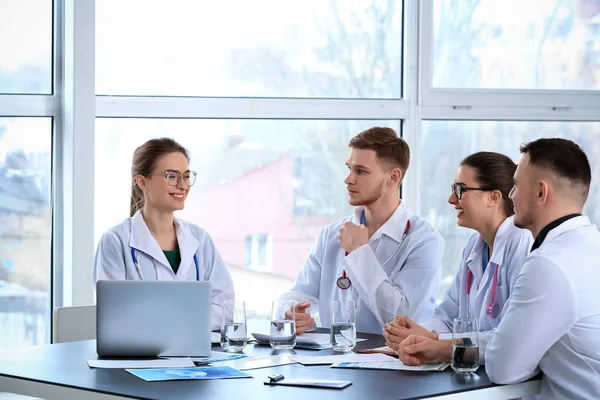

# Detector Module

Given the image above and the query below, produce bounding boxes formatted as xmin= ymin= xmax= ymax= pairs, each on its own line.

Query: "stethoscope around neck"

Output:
xmin=337 ymin=211 xmax=411 ymax=290
xmin=129 ymin=248 xmax=200 ymax=281
xmin=465 ymin=263 xmax=500 ymax=319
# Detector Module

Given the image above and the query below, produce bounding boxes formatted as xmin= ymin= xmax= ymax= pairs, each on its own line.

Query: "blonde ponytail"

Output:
xmin=130 ymin=179 xmax=144 ymax=217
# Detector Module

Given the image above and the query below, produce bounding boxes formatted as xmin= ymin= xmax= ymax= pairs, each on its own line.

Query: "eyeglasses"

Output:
xmin=154 ymin=170 xmax=197 ymax=187
xmin=451 ymin=183 xmax=492 ymax=200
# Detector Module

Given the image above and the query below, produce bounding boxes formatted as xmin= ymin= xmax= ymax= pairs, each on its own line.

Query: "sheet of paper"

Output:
xmin=265 ymin=378 xmax=352 ymax=389
xmin=126 ymin=366 xmax=251 ymax=381
xmin=87 ymin=358 xmax=195 ymax=369
xmin=357 ymin=345 xmax=396 ymax=355
xmin=214 ymin=354 xmax=296 ymax=371
xmin=331 ymin=361 xmax=449 ymax=372
xmin=298 ymin=332 xmax=367 ymax=345
xmin=291 ymin=353 xmax=395 ymax=366
xmin=168 ymin=351 xmax=249 ymax=364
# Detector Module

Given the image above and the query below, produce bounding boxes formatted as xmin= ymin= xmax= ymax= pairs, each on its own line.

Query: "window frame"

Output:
xmin=418 ymin=0 xmax=600 ymax=113
xmin=1 ymin=0 xmax=599 ymax=345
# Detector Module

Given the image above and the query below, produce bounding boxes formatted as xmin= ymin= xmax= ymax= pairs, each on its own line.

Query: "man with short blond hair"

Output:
xmin=281 ymin=127 xmax=444 ymax=335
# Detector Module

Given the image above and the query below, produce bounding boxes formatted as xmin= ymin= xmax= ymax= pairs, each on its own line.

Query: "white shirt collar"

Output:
xmin=351 ymin=201 xmax=411 ymax=243
xmin=542 ymin=215 xmax=592 ymax=246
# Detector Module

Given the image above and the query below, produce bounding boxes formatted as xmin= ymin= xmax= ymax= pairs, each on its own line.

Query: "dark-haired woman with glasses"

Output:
xmin=383 ymin=152 xmax=533 ymax=366
xmin=93 ymin=137 xmax=234 ymax=330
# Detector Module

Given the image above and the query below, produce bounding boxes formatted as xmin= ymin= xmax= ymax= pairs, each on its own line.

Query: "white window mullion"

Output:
xmin=55 ymin=0 xmax=96 ymax=307
xmin=95 ymin=96 xmax=410 ymax=120
xmin=401 ymin=0 xmax=422 ymax=211
xmin=0 ymin=95 xmax=55 ymax=117
xmin=421 ymin=105 xmax=600 ymax=121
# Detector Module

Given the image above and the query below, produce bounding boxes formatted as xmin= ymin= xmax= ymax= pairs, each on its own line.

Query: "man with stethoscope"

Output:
xmin=93 ymin=138 xmax=234 ymax=331
xmin=281 ymin=127 xmax=444 ymax=335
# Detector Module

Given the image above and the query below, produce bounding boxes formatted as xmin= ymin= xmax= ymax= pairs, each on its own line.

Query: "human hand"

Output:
xmin=289 ymin=301 xmax=314 ymax=335
xmin=338 ymin=222 xmax=368 ymax=253
xmin=398 ymin=335 xmax=451 ymax=366
xmin=383 ymin=316 xmax=438 ymax=352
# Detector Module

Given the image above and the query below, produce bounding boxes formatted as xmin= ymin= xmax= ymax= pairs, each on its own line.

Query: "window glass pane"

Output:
xmin=244 ymin=235 xmax=253 ymax=268
xmin=0 ymin=0 xmax=53 ymax=94
xmin=96 ymin=0 xmax=402 ymax=97
xmin=257 ymin=234 xmax=269 ymax=268
xmin=95 ymin=118 xmax=400 ymax=330
xmin=420 ymin=120 xmax=600 ymax=300
xmin=0 ymin=117 xmax=52 ymax=349
xmin=433 ymin=0 xmax=600 ymax=90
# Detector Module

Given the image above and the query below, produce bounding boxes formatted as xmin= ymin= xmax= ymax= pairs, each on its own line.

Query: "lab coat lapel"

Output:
xmin=175 ymin=218 xmax=200 ymax=279
xmin=129 ymin=210 xmax=171 ymax=270
xmin=465 ymin=237 xmax=484 ymax=288
xmin=488 ymin=216 xmax=514 ymax=269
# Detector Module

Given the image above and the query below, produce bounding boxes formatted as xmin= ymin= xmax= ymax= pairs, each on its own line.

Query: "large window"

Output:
xmin=433 ymin=0 xmax=600 ymax=90
xmin=420 ymin=120 xmax=600 ymax=299
xmin=0 ymin=0 xmax=53 ymax=94
xmin=94 ymin=118 xmax=401 ymax=322
xmin=95 ymin=0 xmax=403 ymax=97
xmin=0 ymin=117 xmax=51 ymax=349
xmin=4 ymin=0 xmax=600 ymax=353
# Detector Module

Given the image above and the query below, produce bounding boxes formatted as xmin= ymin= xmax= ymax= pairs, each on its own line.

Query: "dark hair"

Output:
xmin=520 ymin=138 xmax=591 ymax=201
xmin=348 ymin=127 xmax=410 ymax=175
xmin=460 ymin=152 xmax=517 ymax=217
xmin=130 ymin=138 xmax=190 ymax=217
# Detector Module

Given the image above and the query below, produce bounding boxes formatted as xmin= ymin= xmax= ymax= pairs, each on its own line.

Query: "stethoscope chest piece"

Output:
xmin=337 ymin=274 xmax=352 ymax=290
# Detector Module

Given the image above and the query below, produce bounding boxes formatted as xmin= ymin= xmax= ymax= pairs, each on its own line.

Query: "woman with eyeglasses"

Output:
xmin=383 ymin=151 xmax=533 ymax=366
xmin=93 ymin=137 xmax=234 ymax=330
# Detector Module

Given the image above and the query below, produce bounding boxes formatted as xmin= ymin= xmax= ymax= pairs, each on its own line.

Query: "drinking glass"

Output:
xmin=220 ymin=300 xmax=247 ymax=352
xmin=330 ymin=300 xmax=356 ymax=352
xmin=451 ymin=318 xmax=480 ymax=373
xmin=270 ymin=300 xmax=297 ymax=350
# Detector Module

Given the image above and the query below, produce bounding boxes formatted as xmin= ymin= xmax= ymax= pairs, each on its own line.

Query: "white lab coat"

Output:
xmin=93 ymin=210 xmax=235 ymax=331
xmin=421 ymin=216 xmax=533 ymax=363
xmin=282 ymin=201 xmax=444 ymax=334
xmin=486 ymin=216 xmax=600 ymax=399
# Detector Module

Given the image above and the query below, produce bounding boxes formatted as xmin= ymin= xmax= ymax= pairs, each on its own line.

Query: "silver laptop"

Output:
xmin=96 ymin=280 xmax=212 ymax=357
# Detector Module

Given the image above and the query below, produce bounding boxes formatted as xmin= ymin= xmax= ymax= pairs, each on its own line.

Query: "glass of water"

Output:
xmin=331 ymin=300 xmax=356 ymax=352
xmin=451 ymin=318 xmax=480 ymax=373
xmin=220 ymin=300 xmax=248 ymax=352
xmin=270 ymin=300 xmax=297 ymax=350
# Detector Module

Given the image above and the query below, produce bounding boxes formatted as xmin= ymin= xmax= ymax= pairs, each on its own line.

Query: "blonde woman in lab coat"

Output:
xmin=93 ymin=138 xmax=234 ymax=330
xmin=384 ymin=152 xmax=533 ymax=365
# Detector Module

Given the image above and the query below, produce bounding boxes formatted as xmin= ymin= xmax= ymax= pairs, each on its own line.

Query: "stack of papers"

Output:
xmin=357 ymin=345 xmax=396 ymax=356
xmin=251 ymin=332 xmax=367 ymax=350
xmin=87 ymin=358 xmax=195 ymax=369
xmin=251 ymin=332 xmax=331 ymax=349
xmin=332 ymin=360 xmax=449 ymax=372
xmin=186 ymin=351 xmax=248 ymax=364
xmin=88 ymin=352 xmax=247 ymax=369
xmin=291 ymin=353 xmax=395 ymax=366
xmin=213 ymin=354 xmax=296 ymax=371
xmin=127 ymin=366 xmax=251 ymax=381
